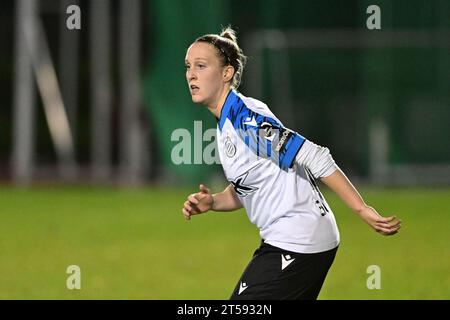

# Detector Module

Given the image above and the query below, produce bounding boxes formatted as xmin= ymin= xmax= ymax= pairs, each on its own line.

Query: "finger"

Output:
xmin=376 ymin=220 xmax=399 ymax=228
xmin=199 ymin=184 xmax=211 ymax=194
xmin=182 ymin=208 xmax=191 ymax=220
xmin=384 ymin=225 xmax=401 ymax=234
xmin=381 ymin=219 xmax=402 ymax=228
xmin=385 ymin=226 xmax=400 ymax=234
xmin=375 ymin=224 xmax=400 ymax=234
xmin=375 ymin=225 xmax=395 ymax=234
xmin=185 ymin=201 xmax=201 ymax=215
xmin=377 ymin=215 xmax=396 ymax=223
xmin=188 ymin=194 xmax=199 ymax=205
xmin=190 ymin=203 xmax=200 ymax=214
xmin=377 ymin=218 xmax=401 ymax=229
xmin=184 ymin=201 xmax=193 ymax=212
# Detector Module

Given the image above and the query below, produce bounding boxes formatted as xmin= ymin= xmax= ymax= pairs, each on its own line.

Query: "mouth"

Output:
xmin=190 ymin=84 xmax=199 ymax=94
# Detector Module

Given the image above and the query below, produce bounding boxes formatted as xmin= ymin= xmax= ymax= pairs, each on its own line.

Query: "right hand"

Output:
xmin=182 ymin=184 xmax=214 ymax=220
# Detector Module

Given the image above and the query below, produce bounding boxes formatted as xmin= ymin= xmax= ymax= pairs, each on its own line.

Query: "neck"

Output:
xmin=206 ymin=87 xmax=231 ymax=119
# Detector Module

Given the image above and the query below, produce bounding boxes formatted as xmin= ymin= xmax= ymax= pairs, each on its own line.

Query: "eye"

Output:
xmin=197 ymin=64 xmax=206 ymax=69
xmin=185 ymin=64 xmax=190 ymax=70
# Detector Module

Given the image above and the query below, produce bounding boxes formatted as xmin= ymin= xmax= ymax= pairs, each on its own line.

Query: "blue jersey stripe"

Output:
xmin=279 ymin=134 xmax=305 ymax=169
xmin=218 ymin=90 xmax=305 ymax=170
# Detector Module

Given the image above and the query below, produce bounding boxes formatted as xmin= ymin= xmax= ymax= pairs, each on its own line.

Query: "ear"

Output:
xmin=222 ymin=65 xmax=235 ymax=83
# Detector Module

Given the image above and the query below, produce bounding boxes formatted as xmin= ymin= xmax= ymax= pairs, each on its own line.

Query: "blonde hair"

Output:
xmin=195 ymin=26 xmax=247 ymax=89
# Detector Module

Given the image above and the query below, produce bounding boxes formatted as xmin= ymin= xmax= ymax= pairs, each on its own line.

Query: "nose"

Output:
xmin=187 ymin=68 xmax=197 ymax=82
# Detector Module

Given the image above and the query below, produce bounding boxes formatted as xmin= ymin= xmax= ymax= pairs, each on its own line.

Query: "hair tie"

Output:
xmin=210 ymin=40 xmax=231 ymax=65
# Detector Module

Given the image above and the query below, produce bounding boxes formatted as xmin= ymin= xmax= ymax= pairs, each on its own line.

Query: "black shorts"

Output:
xmin=230 ymin=240 xmax=338 ymax=300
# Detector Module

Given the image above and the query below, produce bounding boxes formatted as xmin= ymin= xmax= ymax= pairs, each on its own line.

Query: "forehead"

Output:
xmin=185 ymin=42 xmax=217 ymax=61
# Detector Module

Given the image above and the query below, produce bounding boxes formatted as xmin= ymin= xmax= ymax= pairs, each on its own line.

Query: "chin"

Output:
xmin=191 ymin=95 xmax=204 ymax=104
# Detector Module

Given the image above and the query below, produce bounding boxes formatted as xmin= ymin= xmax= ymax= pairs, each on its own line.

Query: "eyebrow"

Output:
xmin=185 ymin=58 xmax=208 ymax=63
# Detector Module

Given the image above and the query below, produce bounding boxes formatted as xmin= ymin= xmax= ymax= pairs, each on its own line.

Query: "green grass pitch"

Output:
xmin=0 ymin=186 xmax=449 ymax=299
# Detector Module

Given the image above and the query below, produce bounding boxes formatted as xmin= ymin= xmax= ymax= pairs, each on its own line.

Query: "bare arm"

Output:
xmin=320 ymin=168 xmax=401 ymax=235
xmin=182 ymin=184 xmax=242 ymax=220
xmin=212 ymin=184 xmax=243 ymax=212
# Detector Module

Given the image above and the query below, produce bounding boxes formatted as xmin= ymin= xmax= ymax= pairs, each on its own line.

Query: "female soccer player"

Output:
xmin=182 ymin=27 xmax=401 ymax=300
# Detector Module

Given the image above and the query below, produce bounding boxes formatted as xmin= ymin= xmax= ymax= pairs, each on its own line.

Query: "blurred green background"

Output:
xmin=1 ymin=0 xmax=449 ymax=183
xmin=0 ymin=186 xmax=449 ymax=299
xmin=145 ymin=0 xmax=450 ymax=182
xmin=0 ymin=0 xmax=449 ymax=300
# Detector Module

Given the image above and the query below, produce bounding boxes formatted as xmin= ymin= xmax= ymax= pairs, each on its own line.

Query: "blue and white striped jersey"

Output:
xmin=217 ymin=90 xmax=340 ymax=253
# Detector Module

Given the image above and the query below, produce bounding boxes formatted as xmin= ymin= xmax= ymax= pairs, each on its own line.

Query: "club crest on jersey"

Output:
xmin=225 ymin=136 xmax=236 ymax=158
xmin=259 ymin=122 xmax=275 ymax=141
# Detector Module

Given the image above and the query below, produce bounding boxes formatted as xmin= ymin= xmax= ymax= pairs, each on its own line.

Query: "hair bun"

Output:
xmin=220 ymin=26 xmax=238 ymax=43
xmin=193 ymin=26 xmax=246 ymax=89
